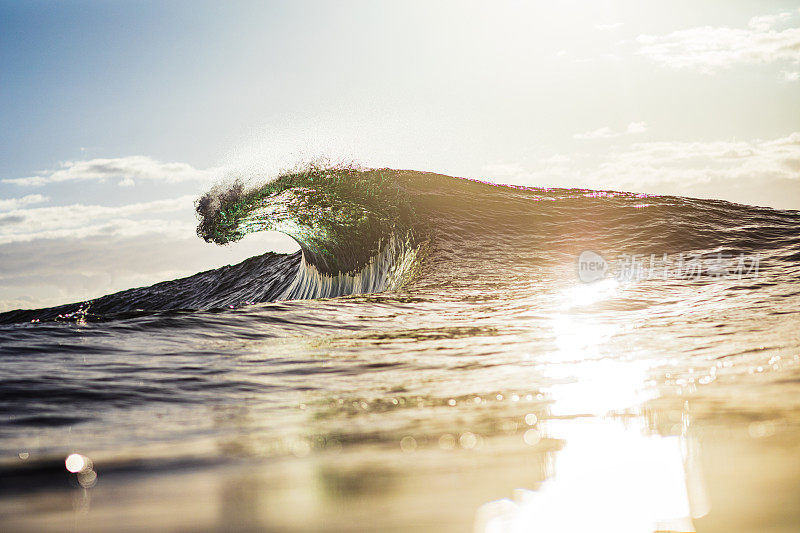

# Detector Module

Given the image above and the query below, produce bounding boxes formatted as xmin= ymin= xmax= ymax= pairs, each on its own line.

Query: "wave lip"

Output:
xmin=196 ymin=164 xmax=418 ymax=275
xmin=196 ymin=164 xmax=424 ymax=301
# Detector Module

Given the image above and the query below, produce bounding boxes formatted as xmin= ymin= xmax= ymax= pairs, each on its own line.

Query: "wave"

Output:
xmin=195 ymin=163 xmax=423 ymax=300
xmin=2 ymin=165 xmax=799 ymax=324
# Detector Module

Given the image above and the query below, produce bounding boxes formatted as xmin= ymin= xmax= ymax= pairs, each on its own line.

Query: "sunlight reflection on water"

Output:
xmin=476 ymin=279 xmax=706 ymax=533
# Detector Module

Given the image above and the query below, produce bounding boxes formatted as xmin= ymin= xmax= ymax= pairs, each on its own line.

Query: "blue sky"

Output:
xmin=1 ymin=0 xmax=799 ymax=309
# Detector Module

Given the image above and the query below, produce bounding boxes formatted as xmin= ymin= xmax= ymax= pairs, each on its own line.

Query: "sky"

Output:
xmin=1 ymin=0 xmax=799 ymax=310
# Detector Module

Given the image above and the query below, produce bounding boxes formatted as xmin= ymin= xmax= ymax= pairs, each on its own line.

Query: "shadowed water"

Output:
xmin=1 ymin=168 xmax=799 ymax=532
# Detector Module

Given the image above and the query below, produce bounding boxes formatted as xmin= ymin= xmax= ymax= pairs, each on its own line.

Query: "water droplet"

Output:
xmin=459 ymin=432 xmax=478 ymax=449
xmin=77 ymin=469 xmax=98 ymax=488
xmin=523 ymin=429 xmax=541 ymax=446
xmin=65 ymin=453 xmax=91 ymax=473
xmin=438 ymin=434 xmax=456 ymax=450
xmin=400 ymin=436 xmax=417 ymax=452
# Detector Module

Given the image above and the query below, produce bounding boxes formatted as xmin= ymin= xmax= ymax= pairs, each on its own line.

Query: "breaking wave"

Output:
xmin=2 ymin=164 xmax=799 ymax=324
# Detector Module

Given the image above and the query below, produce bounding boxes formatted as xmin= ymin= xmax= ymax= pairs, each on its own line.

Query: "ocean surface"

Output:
xmin=1 ymin=167 xmax=799 ymax=532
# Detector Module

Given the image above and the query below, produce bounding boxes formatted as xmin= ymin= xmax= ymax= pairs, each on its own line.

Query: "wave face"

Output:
xmin=2 ymin=166 xmax=799 ymax=323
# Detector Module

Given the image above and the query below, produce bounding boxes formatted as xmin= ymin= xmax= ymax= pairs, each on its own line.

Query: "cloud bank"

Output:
xmin=636 ymin=11 xmax=800 ymax=72
xmin=0 ymin=196 xmax=196 ymax=245
xmin=486 ymin=132 xmax=800 ymax=210
xmin=0 ymin=194 xmax=48 ymax=211
xmin=3 ymin=156 xmax=219 ymax=187
xmin=574 ymin=122 xmax=649 ymax=140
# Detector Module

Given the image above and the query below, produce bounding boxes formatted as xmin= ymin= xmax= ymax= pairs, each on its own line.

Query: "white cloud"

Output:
xmin=748 ymin=12 xmax=793 ymax=32
xmin=626 ymin=121 xmax=648 ymax=134
xmin=574 ymin=122 xmax=648 ymax=140
xmin=0 ymin=195 xmax=196 ymax=245
xmin=636 ymin=12 xmax=800 ymax=72
xmin=783 ymin=70 xmax=800 ymax=81
xmin=489 ymin=133 xmax=800 ymax=210
xmin=3 ymin=156 xmax=220 ymax=187
xmin=0 ymin=194 xmax=48 ymax=211
xmin=594 ymin=133 xmax=800 ymax=192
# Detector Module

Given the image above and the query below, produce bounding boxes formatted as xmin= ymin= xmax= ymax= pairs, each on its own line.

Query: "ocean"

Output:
xmin=1 ymin=167 xmax=799 ymax=532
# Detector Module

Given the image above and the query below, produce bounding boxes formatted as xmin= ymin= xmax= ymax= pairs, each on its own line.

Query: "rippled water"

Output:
xmin=1 ymin=169 xmax=799 ymax=532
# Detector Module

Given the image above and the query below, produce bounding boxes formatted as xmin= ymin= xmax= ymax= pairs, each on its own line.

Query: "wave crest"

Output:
xmin=196 ymin=163 xmax=423 ymax=298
